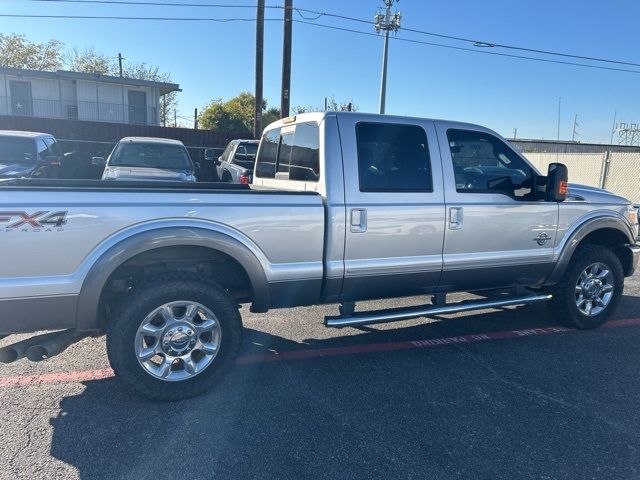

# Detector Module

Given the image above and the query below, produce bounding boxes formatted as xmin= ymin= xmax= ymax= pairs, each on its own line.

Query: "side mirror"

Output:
xmin=194 ymin=161 xmax=201 ymax=172
xmin=546 ymin=162 xmax=568 ymax=202
xmin=92 ymin=156 xmax=106 ymax=167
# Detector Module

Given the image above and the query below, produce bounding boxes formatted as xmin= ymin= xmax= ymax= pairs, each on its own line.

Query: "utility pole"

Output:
xmin=194 ymin=108 xmax=198 ymax=130
xmin=374 ymin=0 xmax=401 ymax=114
xmin=174 ymin=109 xmax=177 ymax=128
xmin=280 ymin=0 xmax=292 ymax=118
xmin=162 ymin=96 xmax=166 ymax=127
xmin=556 ymin=97 xmax=561 ymax=161
xmin=513 ymin=127 xmax=517 ymax=139
xmin=118 ymin=53 xmax=124 ymax=77
xmin=254 ymin=0 xmax=265 ymax=138
xmin=571 ymin=114 xmax=579 ymax=142
xmin=609 ymin=110 xmax=617 ymax=144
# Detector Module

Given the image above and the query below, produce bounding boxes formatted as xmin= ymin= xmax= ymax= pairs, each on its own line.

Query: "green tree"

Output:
xmin=0 ymin=33 xmax=63 ymax=70
xmin=65 ymin=47 xmax=111 ymax=74
xmin=199 ymin=92 xmax=280 ymax=133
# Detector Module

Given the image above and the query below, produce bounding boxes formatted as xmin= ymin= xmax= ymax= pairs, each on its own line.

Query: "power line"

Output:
xmin=10 ymin=9 xmax=640 ymax=74
xmin=295 ymin=20 xmax=640 ymax=75
xmin=32 ymin=0 xmax=640 ymax=68
xmin=31 ymin=0 xmax=260 ymax=6
xmin=0 ymin=13 xmax=281 ymax=22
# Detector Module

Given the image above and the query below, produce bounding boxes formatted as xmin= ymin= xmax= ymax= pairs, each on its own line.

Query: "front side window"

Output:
xmin=447 ymin=129 xmax=535 ymax=199
xmin=109 ymin=143 xmax=194 ymax=171
xmin=44 ymin=138 xmax=62 ymax=157
xmin=255 ymin=128 xmax=280 ymax=178
xmin=37 ymin=139 xmax=49 ymax=159
xmin=220 ymin=142 xmax=235 ymax=163
xmin=356 ymin=122 xmax=433 ymax=192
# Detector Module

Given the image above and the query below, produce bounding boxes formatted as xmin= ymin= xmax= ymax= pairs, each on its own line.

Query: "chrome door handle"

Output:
xmin=350 ymin=208 xmax=367 ymax=233
xmin=449 ymin=207 xmax=463 ymax=230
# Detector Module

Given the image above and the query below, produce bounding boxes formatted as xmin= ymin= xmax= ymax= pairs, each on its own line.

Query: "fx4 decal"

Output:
xmin=0 ymin=211 xmax=68 ymax=230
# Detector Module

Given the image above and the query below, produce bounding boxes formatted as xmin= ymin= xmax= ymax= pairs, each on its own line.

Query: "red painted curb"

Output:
xmin=0 ymin=317 xmax=638 ymax=388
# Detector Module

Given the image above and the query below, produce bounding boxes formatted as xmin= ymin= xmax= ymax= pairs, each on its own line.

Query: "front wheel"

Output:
xmin=548 ymin=245 xmax=624 ymax=329
xmin=106 ymin=273 xmax=242 ymax=401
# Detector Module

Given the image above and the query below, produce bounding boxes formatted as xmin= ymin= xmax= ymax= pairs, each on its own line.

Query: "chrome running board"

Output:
xmin=324 ymin=294 xmax=552 ymax=328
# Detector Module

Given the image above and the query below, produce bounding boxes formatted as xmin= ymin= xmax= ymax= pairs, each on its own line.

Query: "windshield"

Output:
xmin=0 ymin=137 xmax=37 ymax=164
xmin=233 ymin=143 xmax=258 ymax=169
xmin=109 ymin=142 xmax=193 ymax=171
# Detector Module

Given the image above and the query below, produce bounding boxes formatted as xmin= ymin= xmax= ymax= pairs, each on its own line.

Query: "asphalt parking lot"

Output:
xmin=1 ymin=272 xmax=639 ymax=480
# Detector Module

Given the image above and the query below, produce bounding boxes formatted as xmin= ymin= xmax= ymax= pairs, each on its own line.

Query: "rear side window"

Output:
xmin=356 ymin=122 xmax=433 ymax=192
xmin=255 ymin=128 xmax=280 ymax=178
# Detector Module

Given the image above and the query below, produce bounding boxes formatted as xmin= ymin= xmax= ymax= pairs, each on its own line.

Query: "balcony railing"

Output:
xmin=0 ymin=96 xmax=158 ymax=126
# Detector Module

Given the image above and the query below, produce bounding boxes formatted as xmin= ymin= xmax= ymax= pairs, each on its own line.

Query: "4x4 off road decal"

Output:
xmin=0 ymin=211 xmax=68 ymax=230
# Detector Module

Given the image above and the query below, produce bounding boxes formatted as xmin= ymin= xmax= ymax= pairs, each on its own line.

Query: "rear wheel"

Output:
xmin=106 ymin=273 xmax=242 ymax=401
xmin=222 ymin=171 xmax=233 ymax=183
xmin=548 ymin=245 xmax=624 ymax=329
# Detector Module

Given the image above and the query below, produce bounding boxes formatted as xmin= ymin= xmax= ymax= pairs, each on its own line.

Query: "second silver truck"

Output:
xmin=0 ymin=112 xmax=638 ymax=400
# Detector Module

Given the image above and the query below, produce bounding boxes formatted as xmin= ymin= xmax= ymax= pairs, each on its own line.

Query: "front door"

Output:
xmin=436 ymin=124 xmax=559 ymax=292
xmin=128 ymin=90 xmax=147 ymax=124
xmin=10 ymin=81 xmax=33 ymax=116
xmin=338 ymin=115 xmax=446 ymax=302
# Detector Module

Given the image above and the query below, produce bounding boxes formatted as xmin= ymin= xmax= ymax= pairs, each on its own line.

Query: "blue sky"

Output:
xmin=2 ymin=0 xmax=640 ymax=142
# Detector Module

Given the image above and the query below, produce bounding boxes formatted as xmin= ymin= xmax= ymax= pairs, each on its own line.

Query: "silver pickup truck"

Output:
xmin=0 ymin=112 xmax=638 ymax=400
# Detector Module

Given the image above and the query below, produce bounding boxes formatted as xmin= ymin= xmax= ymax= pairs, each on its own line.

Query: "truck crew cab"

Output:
xmin=0 ymin=112 xmax=637 ymax=400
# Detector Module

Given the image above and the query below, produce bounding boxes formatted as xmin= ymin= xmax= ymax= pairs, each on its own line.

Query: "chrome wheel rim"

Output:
xmin=134 ymin=301 xmax=222 ymax=382
xmin=575 ymin=262 xmax=614 ymax=316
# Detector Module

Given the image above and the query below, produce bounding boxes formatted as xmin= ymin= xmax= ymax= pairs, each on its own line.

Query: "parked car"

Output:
xmin=0 ymin=111 xmax=638 ymax=401
xmin=202 ymin=147 xmax=225 ymax=181
xmin=96 ymin=137 xmax=197 ymax=182
xmin=215 ymin=139 xmax=259 ymax=184
xmin=0 ymin=130 xmax=62 ymax=179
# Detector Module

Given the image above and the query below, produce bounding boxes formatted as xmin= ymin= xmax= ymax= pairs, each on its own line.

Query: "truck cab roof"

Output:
xmin=263 ymin=111 xmax=492 ymax=137
xmin=118 ymin=137 xmax=186 ymax=146
xmin=0 ymin=130 xmax=54 ymax=139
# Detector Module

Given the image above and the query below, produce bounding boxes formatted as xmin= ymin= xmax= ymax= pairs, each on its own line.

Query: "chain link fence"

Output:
xmin=524 ymin=151 xmax=639 ymax=203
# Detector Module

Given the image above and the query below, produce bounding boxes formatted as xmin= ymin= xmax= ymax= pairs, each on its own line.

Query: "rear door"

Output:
xmin=437 ymin=123 xmax=559 ymax=291
xmin=337 ymin=115 xmax=445 ymax=301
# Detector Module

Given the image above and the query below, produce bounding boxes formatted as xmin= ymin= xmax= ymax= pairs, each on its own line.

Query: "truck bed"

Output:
xmin=0 ymin=178 xmax=326 ymax=333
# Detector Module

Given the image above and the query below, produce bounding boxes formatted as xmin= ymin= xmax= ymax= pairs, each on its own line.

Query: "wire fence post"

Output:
xmin=599 ymin=151 xmax=611 ymax=189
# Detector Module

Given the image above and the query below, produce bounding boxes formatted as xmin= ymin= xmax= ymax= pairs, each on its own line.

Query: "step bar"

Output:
xmin=324 ymin=294 xmax=552 ymax=328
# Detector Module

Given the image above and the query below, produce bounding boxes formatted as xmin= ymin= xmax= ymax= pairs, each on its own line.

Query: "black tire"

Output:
xmin=222 ymin=171 xmax=232 ymax=183
xmin=548 ymin=244 xmax=624 ymax=329
xmin=106 ymin=273 xmax=242 ymax=401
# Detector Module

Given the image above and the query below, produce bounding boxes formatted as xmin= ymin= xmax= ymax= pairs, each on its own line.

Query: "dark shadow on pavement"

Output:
xmin=49 ymin=296 xmax=640 ymax=479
